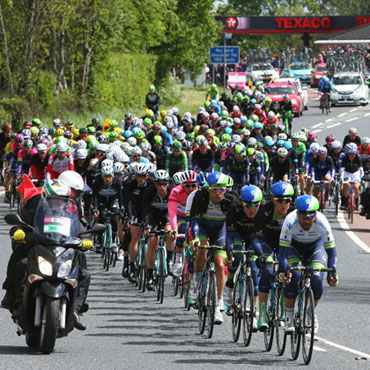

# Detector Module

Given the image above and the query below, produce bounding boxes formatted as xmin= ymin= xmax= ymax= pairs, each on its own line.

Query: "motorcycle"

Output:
xmin=4 ymin=196 xmax=105 ymax=354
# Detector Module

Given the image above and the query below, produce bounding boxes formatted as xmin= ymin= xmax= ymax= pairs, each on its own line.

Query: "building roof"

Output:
xmin=315 ymin=23 xmax=370 ymax=44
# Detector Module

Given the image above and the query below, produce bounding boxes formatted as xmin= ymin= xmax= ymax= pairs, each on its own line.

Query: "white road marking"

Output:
xmin=337 ymin=112 xmax=348 ymax=117
xmin=327 ymin=123 xmax=342 ymax=128
xmin=312 ymin=122 xmax=324 ymax=128
xmin=364 ymin=112 xmax=370 ymax=117
xmin=313 ymin=346 xmax=327 ymax=352
xmin=312 ymin=129 xmax=322 ymax=133
xmin=325 ymin=118 xmax=333 ymax=122
xmin=336 ymin=211 xmax=370 ymax=253
xmin=345 ymin=117 xmax=359 ymax=122
xmin=317 ymin=336 xmax=370 ymax=359
xmin=349 ymin=108 xmax=358 ymax=112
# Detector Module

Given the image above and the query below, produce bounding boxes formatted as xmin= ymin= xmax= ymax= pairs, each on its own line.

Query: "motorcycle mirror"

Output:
xmin=4 ymin=214 xmax=22 ymax=225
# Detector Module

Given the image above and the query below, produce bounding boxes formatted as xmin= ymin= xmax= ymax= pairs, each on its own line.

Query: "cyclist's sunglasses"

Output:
xmin=96 ymin=151 xmax=105 ymax=156
xmin=275 ymin=197 xmax=292 ymax=204
xmin=299 ymin=211 xmax=316 ymax=219
xmin=243 ymin=201 xmax=261 ymax=209
xmin=156 ymin=181 xmax=169 ymax=186
xmin=184 ymin=183 xmax=197 ymax=189
xmin=209 ymin=187 xmax=226 ymax=193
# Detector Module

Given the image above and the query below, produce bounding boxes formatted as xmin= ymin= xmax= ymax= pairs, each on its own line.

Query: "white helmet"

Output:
xmin=36 ymin=143 xmax=47 ymax=153
xmin=127 ymin=137 xmax=137 ymax=146
xmin=153 ymin=169 xmax=170 ymax=181
xmin=268 ymin=111 xmax=275 ymax=119
xmin=183 ymin=112 xmax=192 ymax=120
xmin=131 ymin=146 xmax=142 ymax=156
xmin=121 ymin=142 xmax=131 ymax=152
xmin=96 ymin=143 xmax=109 ymax=153
xmin=140 ymin=142 xmax=151 ymax=152
xmin=57 ymin=142 xmax=68 ymax=152
xmin=76 ymin=148 xmax=88 ymax=159
xmin=42 ymin=179 xmax=71 ymax=197
xmin=114 ymin=162 xmax=125 ymax=174
xmin=310 ymin=142 xmax=320 ymax=153
xmin=101 ymin=158 xmax=113 ymax=168
xmin=58 ymin=171 xmax=84 ymax=191
xmin=232 ymin=134 xmax=241 ymax=144
xmin=345 ymin=143 xmax=358 ymax=154
xmin=172 ymin=107 xmax=179 ymax=115
xmin=176 ymin=131 xmax=186 ymax=141
xmin=76 ymin=140 xmax=87 ymax=149
xmin=133 ymin=162 xmax=149 ymax=175
xmin=172 ymin=171 xmax=184 ymax=185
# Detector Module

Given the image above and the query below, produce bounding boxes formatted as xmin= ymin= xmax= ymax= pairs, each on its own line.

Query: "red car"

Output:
xmin=310 ymin=63 xmax=327 ymax=87
xmin=265 ymin=82 xmax=304 ymax=117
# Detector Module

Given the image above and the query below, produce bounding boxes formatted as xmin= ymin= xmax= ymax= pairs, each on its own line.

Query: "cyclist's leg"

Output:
xmin=193 ymin=225 xmax=208 ymax=288
xmin=212 ymin=221 xmax=227 ymax=303
xmin=163 ymin=222 xmax=173 ymax=273
xmin=129 ymin=225 xmax=140 ymax=262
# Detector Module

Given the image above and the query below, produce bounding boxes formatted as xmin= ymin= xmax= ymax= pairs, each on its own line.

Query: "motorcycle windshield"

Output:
xmin=33 ymin=197 xmax=80 ymax=245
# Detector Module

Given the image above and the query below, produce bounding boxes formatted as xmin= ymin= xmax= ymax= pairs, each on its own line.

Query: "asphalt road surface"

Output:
xmin=0 ymin=96 xmax=370 ymax=369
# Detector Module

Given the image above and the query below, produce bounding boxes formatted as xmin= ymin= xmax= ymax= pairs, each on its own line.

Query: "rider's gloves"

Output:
xmin=190 ymin=237 xmax=200 ymax=248
xmin=327 ymin=271 xmax=339 ymax=286
xmin=82 ymin=239 xmax=93 ymax=250
xmin=13 ymin=229 xmax=26 ymax=241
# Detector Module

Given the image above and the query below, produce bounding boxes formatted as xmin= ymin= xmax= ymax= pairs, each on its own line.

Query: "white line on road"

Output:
xmin=337 ymin=112 xmax=348 ymax=117
xmin=364 ymin=112 xmax=370 ymax=117
xmin=325 ymin=118 xmax=333 ymax=122
xmin=336 ymin=211 xmax=370 ymax=253
xmin=312 ymin=122 xmax=324 ymax=128
xmin=312 ymin=129 xmax=322 ymax=133
xmin=349 ymin=108 xmax=358 ymax=112
xmin=317 ymin=336 xmax=370 ymax=359
xmin=327 ymin=123 xmax=342 ymax=128
xmin=345 ymin=117 xmax=359 ymax=122
xmin=313 ymin=346 xmax=327 ymax=352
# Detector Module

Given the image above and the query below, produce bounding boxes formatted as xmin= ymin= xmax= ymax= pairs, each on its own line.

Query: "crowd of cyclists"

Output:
xmin=1 ymin=81 xmax=369 ymax=347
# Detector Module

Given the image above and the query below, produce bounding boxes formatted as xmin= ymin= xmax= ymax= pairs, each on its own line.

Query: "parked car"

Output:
xmin=265 ymin=81 xmax=304 ymax=117
xmin=276 ymin=77 xmax=308 ymax=111
xmin=245 ymin=63 xmax=279 ymax=83
xmin=283 ymin=61 xmax=311 ymax=84
xmin=310 ymin=63 xmax=327 ymax=87
xmin=331 ymin=72 xmax=369 ymax=106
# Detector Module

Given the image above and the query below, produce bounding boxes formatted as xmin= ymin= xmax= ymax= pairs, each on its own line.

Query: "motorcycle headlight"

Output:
xmin=57 ymin=260 xmax=72 ymax=278
xmin=38 ymin=257 xmax=53 ymax=276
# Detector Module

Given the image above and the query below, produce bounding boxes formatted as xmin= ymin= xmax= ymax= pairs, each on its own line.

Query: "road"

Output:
xmin=0 ymin=96 xmax=370 ymax=369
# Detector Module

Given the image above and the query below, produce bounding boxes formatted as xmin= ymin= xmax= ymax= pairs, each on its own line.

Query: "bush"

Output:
xmin=0 ymin=96 xmax=31 ymax=131
xmin=158 ymin=76 xmax=181 ymax=106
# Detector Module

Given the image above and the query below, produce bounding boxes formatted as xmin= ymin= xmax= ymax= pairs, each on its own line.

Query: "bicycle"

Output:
xmin=8 ymin=172 xmax=21 ymax=211
xmin=287 ymin=265 xmax=336 ymax=365
xmin=182 ymin=245 xmax=194 ymax=311
xmin=135 ymin=224 xmax=148 ymax=292
xmin=171 ymin=233 xmax=186 ymax=298
xmin=320 ymin=92 xmax=330 ymax=115
xmin=228 ymin=249 xmax=256 ymax=346
xmin=312 ymin=180 xmax=331 ymax=212
xmin=342 ymin=179 xmax=356 ymax=224
xmin=100 ymin=210 xmax=119 ymax=271
xmin=196 ymin=244 xmax=224 ymax=339
xmin=333 ymin=174 xmax=341 ymax=216
xmin=151 ymin=229 xmax=170 ymax=304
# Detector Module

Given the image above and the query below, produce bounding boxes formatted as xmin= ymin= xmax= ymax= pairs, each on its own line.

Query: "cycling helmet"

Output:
xmin=31 ymin=127 xmax=40 ymax=136
xmin=57 ymin=142 xmax=68 ymax=152
xmin=276 ymin=139 xmax=285 ymax=148
xmin=240 ymin=185 xmax=263 ymax=203
xmin=285 ymin=141 xmax=292 ymax=151
xmin=291 ymin=132 xmax=301 ymax=141
xmin=15 ymin=134 xmax=24 ymax=142
xmin=92 ymin=117 xmax=100 ymax=125
xmin=277 ymin=147 xmax=288 ymax=157
xmin=135 ymin=129 xmax=145 ymax=139
xmin=295 ymin=195 xmax=319 ymax=212
xmin=172 ymin=171 xmax=184 ymax=185
xmin=250 ymin=114 xmax=259 ymax=122
xmin=319 ymin=146 xmax=328 ymax=154
xmin=172 ymin=141 xmax=182 ymax=150
xmin=140 ymin=142 xmax=151 ymax=152
xmin=182 ymin=170 xmax=197 ymax=183
xmin=97 ymin=134 xmax=108 ymax=144
xmin=153 ymin=135 xmax=162 ymax=145
xmin=43 ymin=180 xmax=71 ymax=198
xmin=32 ymin=118 xmax=41 ymax=126
xmin=361 ymin=137 xmax=370 ymax=145
xmin=132 ymin=163 xmax=149 ymax=176
xmin=254 ymin=122 xmax=263 ymax=130
xmin=198 ymin=138 xmax=207 ymax=147
xmin=207 ymin=172 xmax=228 ymax=187
xmin=232 ymin=134 xmax=241 ymax=144
xmin=325 ymin=135 xmax=335 ymax=143
xmin=183 ymin=140 xmax=193 ymax=150
xmin=265 ymin=139 xmax=274 ymax=147
xmin=345 ymin=143 xmax=357 ymax=154
xmin=278 ymin=133 xmax=287 ymax=141
xmin=114 ymin=162 xmax=125 ymax=175
xmin=234 ymin=144 xmax=245 ymax=155
xmin=349 ymin=127 xmax=358 ymax=134
xmin=267 ymin=111 xmax=275 ymax=119
xmin=271 ymin=181 xmax=294 ymax=198
xmin=36 ymin=143 xmax=47 ymax=153
xmin=225 ymin=127 xmax=233 ymax=135
xmin=76 ymin=148 xmax=88 ymax=159
xmin=53 ymin=118 xmax=61 ymax=127
xmin=131 ymin=146 xmax=142 ymax=156
xmin=153 ymin=169 xmax=170 ymax=181
xmin=176 ymin=131 xmax=186 ymax=141
xmin=101 ymin=164 xmax=114 ymax=176
xmin=196 ymin=172 xmax=208 ymax=186
xmin=58 ymin=171 xmax=84 ymax=191
xmin=226 ymin=175 xmax=234 ymax=188
xmin=332 ymin=140 xmax=342 ymax=149
xmin=124 ymin=130 xmax=132 ymax=139
xmin=247 ymin=148 xmax=256 ymax=156
xmin=66 ymin=120 xmax=74 ymax=127
xmin=127 ymin=137 xmax=137 ymax=146
xmin=247 ymin=137 xmax=257 ymax=148
xmin=310 ymin=142 xmax=320 ymax=153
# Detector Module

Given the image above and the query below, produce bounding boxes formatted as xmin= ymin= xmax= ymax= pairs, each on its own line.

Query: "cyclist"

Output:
xmin=46 ymin=142 xmax=74 ymax=180
xmin=0 ymin=124 xmax=11 ymax=177
xmin=29 ymin=143 xmax=49 ymax=185
xmin=310 ymin=146 xmax=334 ymax=208
xmin=206 ymin=83 xmax=220 ymax=101
xmin=252 ymin=182 xmax=294 ymax=330
xmin=143 ymin=170 xmax=173 ymax=291
xmin=290 ymin=132 xmax=307 ymax=194
xmin=165 ymin=141 xmax=188 ymax=177
xmin=279 ymin=195 xmax=338 ymax=334
xmin=191 ymin=139 xmax=214 ymax=173
xmin=151 ymin=135 xmax=168 ymax=170
xmin=145 ymin=85 xmax=161 ymax=115
xmin=279 ymin=95 xmax=293 ymax=134
xmin=189 ymin=172 xmax=232 ymax=324
xmin=224 ymin=145 xmax=249 ymax=189
xmin=339 ymin=143 xmax=363 ymax=210
xmin=124 ymin=163 xmax=152 ymax=281
xmin=246 ymin=148 xmax=263 ymax=186
xmin=224 ymin=185 xmax=263 ymax=328
xmin=270 ymin=147 xmax=293 ymax=183
xmin=168 ymin=170 xmax=198 ymax=277
xmin=343 ymin=127 xmax=361 ymax=147
xmin=318 ymin=76 xmax=333 ymax=112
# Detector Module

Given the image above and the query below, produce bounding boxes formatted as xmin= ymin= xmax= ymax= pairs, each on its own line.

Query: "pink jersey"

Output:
xmin=168 ymin=184 xmax=188 ymax=230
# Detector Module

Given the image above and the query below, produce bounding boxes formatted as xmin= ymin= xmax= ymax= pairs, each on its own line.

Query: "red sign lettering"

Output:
xmin=357 ymin=16 xmax=370 ymax=26
xmin=275 ymin=16 xmax=332 ymax=30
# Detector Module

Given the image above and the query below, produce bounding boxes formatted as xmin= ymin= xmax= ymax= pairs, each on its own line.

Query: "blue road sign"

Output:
xmin=210 ymin=46 xmax=240 ymax=64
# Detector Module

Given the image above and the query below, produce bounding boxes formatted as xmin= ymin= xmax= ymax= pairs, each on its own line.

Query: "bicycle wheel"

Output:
xmin=348 ymin=193 xmax=353 ymax=223
xmin=198 ymin=274 xmax=207 ymax=334
xmin=104 ymin=227 xmax=111 ymax=271
xmin=290 ymin=304 xmax=301 ymax=361
xmin=302 ymin=288 xmax=315 ymax=365
xmin=275 ymin=286 xmax=287 ymax=356
xmin=231 ymin=273 xmax=242 ymax=343
xmin=158 ymin=250 xmax=165 ymax=304
xmin=206 ymin=272 xmax=216 ymax=338
xmin=264 ymin=289 xmax=275 ymax=352
xmin=242 ymin=277 xmax=254 ymax=347
xmin=172 ymin=277 xmax=179 ymax=297
xmin=334 ymin=184 xmax=340 ymax=216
